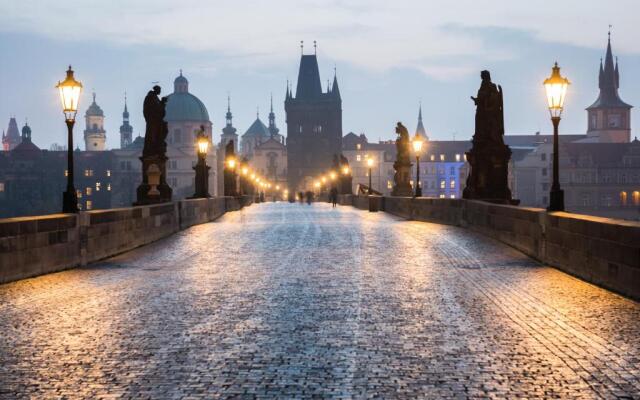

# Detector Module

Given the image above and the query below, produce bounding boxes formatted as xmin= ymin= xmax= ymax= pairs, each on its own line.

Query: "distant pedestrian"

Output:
xmin=298 ymin=191 xmax=304 ymax=204
xmin=330 ymin=187 xmax=338 ymax=208
xmin=305 ymin=191 xmax=313 ymax=205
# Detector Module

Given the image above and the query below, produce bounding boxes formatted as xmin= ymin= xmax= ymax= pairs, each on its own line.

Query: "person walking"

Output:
xmin=330 ymin=187 xmax=338 ymax=208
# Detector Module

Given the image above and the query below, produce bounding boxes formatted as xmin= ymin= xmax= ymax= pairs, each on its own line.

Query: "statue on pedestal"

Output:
xmin=135 ymin=85 xmax=172 ymax=205
xmin=391 ymin=122 xmax=413 ymax=197
xmin=462 ymin=70 xmax=517 ymax=204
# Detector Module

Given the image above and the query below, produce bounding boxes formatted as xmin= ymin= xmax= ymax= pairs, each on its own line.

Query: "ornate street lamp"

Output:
xmin=412 ymin=135 xmax=424 ymax=197
xmin=366 ymin=157 xmax=375 ymax=195
xmin=56 ymin=66 xmax=83 ymax=213
xmin=224 ymin=156 xmax=238 ymax=196
xmin=192 ymin=126 xmax=210 ymax=198
xmin=544 ymin=62 xmax=570 ymax=211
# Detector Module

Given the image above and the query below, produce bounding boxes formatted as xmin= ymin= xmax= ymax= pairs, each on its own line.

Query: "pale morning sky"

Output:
xmin=0 ymin=0 xmax=639 ymax=149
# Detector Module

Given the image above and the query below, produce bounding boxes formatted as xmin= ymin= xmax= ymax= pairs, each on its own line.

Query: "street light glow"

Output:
xmin=56 ymin=66 xmax=83 ymax=121
xmin=544 ymin=62 xmax=570 ymax=118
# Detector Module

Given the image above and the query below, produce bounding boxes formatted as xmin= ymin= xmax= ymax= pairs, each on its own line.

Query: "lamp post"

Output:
xmin=225 ymin=156 xmax=237 ymax=196
xmin=366 ymin=157 xmax=375 ymax=195
xmin=543 ymin=62 xmax=570 ymax=212
xmin=412 ymin=135 xmax=424 ymax=197
xmin=192 ymin=127 xmax=210 ymax=198
xmin=56 ymin=66 xmax=83 ymax=213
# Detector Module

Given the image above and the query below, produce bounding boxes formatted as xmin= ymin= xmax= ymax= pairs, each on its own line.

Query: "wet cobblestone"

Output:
xmin=0 ymin=202 xmax=639 ymax=399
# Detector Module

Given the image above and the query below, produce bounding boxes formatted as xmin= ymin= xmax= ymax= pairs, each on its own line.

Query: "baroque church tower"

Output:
xmin=285 ymin=42 xmax=342 ymax=190
xmin=84 ymin=93 xmax=107 ymax=151
xmin=586 ymin=32 xmax=632 ymax=143
xmin=119 ymin=94 xmax=133 ymax=149
xmin=220 ymin=95 xmax=238 ymax=153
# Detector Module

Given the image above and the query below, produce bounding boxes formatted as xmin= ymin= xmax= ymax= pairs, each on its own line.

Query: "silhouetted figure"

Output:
xmin=298 ymin=191 xmax=304 ymax=204
xmin=305 ymin=191 xmax=313 ymax=205
xmin=330 ymin=187 xmax=338 ymax=208
xmin=391 ymin=122 xmax=413 ymax=196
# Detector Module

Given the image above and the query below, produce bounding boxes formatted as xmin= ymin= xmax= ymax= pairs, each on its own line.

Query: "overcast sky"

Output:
xmin=1 ymin=0 xmax=639 ymax=149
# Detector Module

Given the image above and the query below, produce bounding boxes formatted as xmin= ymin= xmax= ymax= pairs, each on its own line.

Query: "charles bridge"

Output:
xmin=0 ymin=196 xmax=639 ymax=398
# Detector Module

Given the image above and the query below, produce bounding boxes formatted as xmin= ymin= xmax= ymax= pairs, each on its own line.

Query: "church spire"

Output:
xmin=415 ymin=102 xmax=428 ymax=139
xmin=119 ymin=93 xmax=133 ymax=149
xmin=268 ymin=93 xmax=280 ymax=139
xmin=331 ymin=66 xmax=341 ymax=100
xmin=222 ymin=94 xmax=237 ymax=140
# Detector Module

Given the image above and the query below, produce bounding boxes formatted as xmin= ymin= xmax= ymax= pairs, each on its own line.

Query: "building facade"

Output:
xmin=2 ymin=117 xmax=21 ymax=151
xmin=285 ymin=52 xmax=342 ymax=191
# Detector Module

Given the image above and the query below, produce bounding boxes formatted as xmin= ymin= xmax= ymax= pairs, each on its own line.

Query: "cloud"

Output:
xmin=1 ymin=0 xmax=638 ymax=82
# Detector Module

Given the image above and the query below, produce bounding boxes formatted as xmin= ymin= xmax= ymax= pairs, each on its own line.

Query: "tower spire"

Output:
xmin=268 ymin=93 xmax=279 ymax=139
xmin=415 ymin=101 xmax=427 ymax=139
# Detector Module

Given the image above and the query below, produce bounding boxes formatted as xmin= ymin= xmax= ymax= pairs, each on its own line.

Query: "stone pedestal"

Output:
xmin=462 ymin=144 xmax=517 ymax=204
xmin=135 ymin=155 xmax=172 ymax=205
xmin=340 ymin=175 xmax=353 ymax=195
xmin=392 ymin=161 xmax=413 ymax=197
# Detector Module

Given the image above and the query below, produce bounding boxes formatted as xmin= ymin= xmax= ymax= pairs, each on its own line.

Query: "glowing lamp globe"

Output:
xmin=412 ymin=136 xmax=424 ymax=154
xmin=56 ymin=66 xmax=83 ymax=121
xmin=543 ymin=62 xmax=570 ymax=118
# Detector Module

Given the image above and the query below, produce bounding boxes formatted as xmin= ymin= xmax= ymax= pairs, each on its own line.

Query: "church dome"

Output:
xmin=85 ymin=93 xmax=104 ymax=117
xmin=243 ymin=117 xmax=269 ymax=137
xmin=165 ymin=71 xmax=210 ymax=123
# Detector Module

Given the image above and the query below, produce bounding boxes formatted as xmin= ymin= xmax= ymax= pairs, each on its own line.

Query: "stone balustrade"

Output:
xmin=339 ymin=194 xmax=640 ymax=300
xmin=0 ymin=196 xmax=251 ymax=284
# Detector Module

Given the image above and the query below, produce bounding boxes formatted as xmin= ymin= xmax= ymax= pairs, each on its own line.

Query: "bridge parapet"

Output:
xmin=339 ymin=194 xmax=640 ymax=300
xmin=0 ymin=196 xmax=252 ymax=285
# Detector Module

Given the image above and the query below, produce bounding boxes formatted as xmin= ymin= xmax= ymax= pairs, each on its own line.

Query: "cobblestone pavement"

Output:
xmin=1 ymin=203 xmax=639 ymax=399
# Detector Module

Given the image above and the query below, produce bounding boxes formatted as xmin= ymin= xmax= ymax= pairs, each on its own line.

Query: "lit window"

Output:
xmin=440 ymin=154 xmax=445 ymax=161
xmin=76 ymin=190 xmax=82 ymax=198
xmin=455 ymin=154 xmax=461 ymax=162
xmin=86 ymin=200 xmax=92 ymax=210
xmin=430 ymin=154 xmax=435 ymax=161
xmin=107 ymin=183 xmax=111 ymax=191
xmin=463 ymin=154 xmax=467 ymax=161
xmin=84 ymin=169 xmax=89 ymax=177
xmin=450 ymin=194 xmax=456 ymax=199
xmin=64 ymin=170 xmax=68 ymax=177
xmin=356 ymin=144 xmax=361 ymax=150
xmin=410 ymin=180 xmax=414 ymax=187
xmin=86 ymin=187 xmax=92 ymax=196
xmin=356 ymin=155 xmax=361 ymax=161
xmin=440 ymin=180 xmax=445 ymax=189
xmin=439 ymin=194 xmax=445 ymax=198
xmin=106 ymin=170 xmax=111 ymax=177
xmin=96 ymin=182 xmax=101 ymax=191
xmin=387 ymin=180 xmax=392 ymax=189
xmin=450 ymin=179 xmax=455 ymax=189
xmin=78 ymin=203 xmax=82 ymax=210
xmin=0 ymin=182 xmax=4 ymax=192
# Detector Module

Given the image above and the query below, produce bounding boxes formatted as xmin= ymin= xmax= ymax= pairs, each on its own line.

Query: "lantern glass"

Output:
xmin=56 ymin=66 xmax=83 ymax=121
xmin=197 ymin=137 xmax=209 ymax=155
xmin=366 ymin=158 xmax=374 ymax=168
xmin=543 ymin=62 xmax=570 ymax=118
xmin=412 ymin=136 xmax=423 ymax=154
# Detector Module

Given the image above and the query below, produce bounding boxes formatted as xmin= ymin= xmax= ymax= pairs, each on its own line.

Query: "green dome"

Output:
xmin=164 ymin=71 xmax=210 ymax=123
xmin=165 ymin=92 xmax=210 ymax=122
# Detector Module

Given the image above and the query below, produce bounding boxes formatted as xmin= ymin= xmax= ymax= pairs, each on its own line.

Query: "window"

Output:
xmin=581 ymin=193 xmax=591 ymax=207
xmin=387 ymin=180 xmax=393 ymax=189
xmin=86 ymin=187 xmax=92 ymax=196
xmin=590 ymin=114 xmax=597 ymax=128
xmin=107 ymin=183 xmax=111 ymax=191
xmin=450 ymin=194 xmax=456 ymax=199
xmin=299 ymin=125 xmax=303 ymax=133
xmin=620 ymin=191 xmax=628 ymax=206
xmin=542 ymin=168 xmax=547 ymax=176
xmin=64 ymin=169 xmax=68 ymax=177
xmin=430 ymin=154 xmax=435 ymax=161
xmin=440 ymin=154 xmax=445 ymax=161
xmin=455 ymin=154 xmax=461 ymax=162
xmin=439 ymin=194 xmax=445 ymax=198
xmin=356 ymin=155 xmax=361 ymax=161
xmin=0 ymin=182 xmax=4 ymax=192
xmin=96 ymin=182 xmax=101 ymax=191
xmin=356 ymin=144 xmax=361 ymax=150
xmin=608 ymin=114 xmax=621 ymax=128
xmin=76 ymin=189 xmax=82 ymax=198
xmin=541 ymin=153 xmax=546 ymax=161
xmin=449 ymin=179 xmax=455 ymax=189
xmin=86 ymin=200 xmax=92 ymax=210
xmin=440 ymin=180 xmax=445 ymax=189
xmin=450 ymin=167 xmax=455 ymax=175
xmin=106 ymin=170 xmax=111 ymax=177
xmin=601 ymin=194 xmax=612 ymax=207
xmin=84 ymin=169 xmax=89 ymax=177
xmin=633 ymin=191 xmax=640 ymax=206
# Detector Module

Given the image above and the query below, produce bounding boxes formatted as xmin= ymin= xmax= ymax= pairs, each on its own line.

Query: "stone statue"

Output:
xmin=391 ymin=122 xmax=413 ymax=197
xmin=463 ymin=71 xmax=517 ymax=204
xmin=470 ymin=70 xmax=505 ymax=145
xmin=135 ymin=85 xmax=172 ymax=205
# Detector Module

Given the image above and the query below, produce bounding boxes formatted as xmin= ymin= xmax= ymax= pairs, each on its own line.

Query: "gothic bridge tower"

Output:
xmin=285 ymin=42 xmax=342 ymax=190
xmin=586 ymin=31 xmax=633 ymax=143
